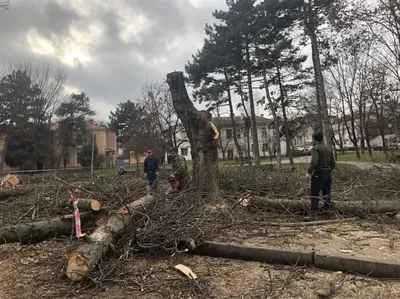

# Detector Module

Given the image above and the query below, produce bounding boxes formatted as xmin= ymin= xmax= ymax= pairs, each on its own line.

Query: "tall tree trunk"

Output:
xmin=306 ymin=3 xmax=332 ymax=148
xmin=0 ymin=134 xmax=10 ymax=172
xmin=224 ymin=71 xmax=243 ymax=165
xmin=359 ymin=103 xmax=366 ymax=154
xmin=336 ymin=120 xmax=344 ymax=153
xmin=245 ymin=40 xmax=260 ymax=166
xmin=261 ymin=56 xmax=281 ymax=168
xmin=276 ymin=64 xmax=294 ymax=166
xmin=238 ymin=82 xmax=252 ymax=166
xmin=167 ymin=72 xmax=219 ymax=194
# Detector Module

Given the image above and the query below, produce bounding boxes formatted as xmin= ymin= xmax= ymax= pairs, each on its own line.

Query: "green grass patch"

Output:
xmin=336 ymin=152 xmax=388 ymax=163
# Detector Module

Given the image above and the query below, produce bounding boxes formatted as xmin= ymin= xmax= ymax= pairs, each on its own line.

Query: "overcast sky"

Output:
xmin=0 ymin=0 xmax=232 ymax=121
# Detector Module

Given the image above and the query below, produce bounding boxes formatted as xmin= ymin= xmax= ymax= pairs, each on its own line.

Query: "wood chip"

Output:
xmin=174 ymin=264 xmax=197 ymax=279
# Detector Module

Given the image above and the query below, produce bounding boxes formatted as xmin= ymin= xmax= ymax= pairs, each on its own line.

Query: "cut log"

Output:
xmin=0 ymin=188 xmax=33 ymax=201
xmin=0 ymin=212 xmax=100 ymax=245
xmin=66 ymin=195 xmax=155 ymax=282
xmin=250 ymin=196 xmax=400 ymax=216
xmin=189 ymin=241 xmax=400 ymax=278
xmin=64 ymin=198 xmax=102 ymax=211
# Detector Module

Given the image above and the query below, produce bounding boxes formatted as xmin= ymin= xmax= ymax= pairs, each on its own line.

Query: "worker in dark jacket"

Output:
xmin=144 ymin=149 xmax=159 ymax=191
xmin=307 ymin=132 xmax=335 ymax=214
xmin=169 ymin=147 xmax=190 ymax=192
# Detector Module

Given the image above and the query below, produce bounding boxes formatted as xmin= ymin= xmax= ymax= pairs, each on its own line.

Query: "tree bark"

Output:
xmin=224 ymin=70 xmax=243 ymax=165
xmin=245 ymin=40 xmax=261 ymax=166
xmin=261 ymin=56 xmax=282 ymax=168
xmin=238 ymin=84 xmax=252 ymax=166
xmin=0 ymin=188 xmax=33 ymax=201
xmin=0 ymin=134 xmax=10 ymax=173
xmin=66 ymin=195 xmax=155 ymax=282
xmin=306 ymin=2 xmax=332 ymax=148
xmin=276 ymin=64 xmax=294 ymax=166
xmin=166 ymin=72 xmax=219 ymax=194
xmin=63 ymin=198 xmax=102 ymax=211
xmin=0 ymin=212 xmax=100 ymax=245
xmin=250 ymin=196 xmax=400 ymax=216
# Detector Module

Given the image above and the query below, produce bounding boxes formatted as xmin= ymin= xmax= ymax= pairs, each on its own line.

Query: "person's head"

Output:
xmin=169 ymin=147 xmax=178 ymax=158
xmin=147 ymin=149 xmax=152 ymax=157
xmin=312 ymin=132 xmax=323 ymax=145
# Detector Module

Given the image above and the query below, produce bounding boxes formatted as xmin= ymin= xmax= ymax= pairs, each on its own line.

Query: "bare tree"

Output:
xmin=0 ymin=0 xmax=9 ymax=11
xmin=2 ymin=60 xmax=67 ymax=120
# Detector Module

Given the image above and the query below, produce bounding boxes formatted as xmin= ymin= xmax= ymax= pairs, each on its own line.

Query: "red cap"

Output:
xmin=147 ymin=149 xmax=152 ymax=154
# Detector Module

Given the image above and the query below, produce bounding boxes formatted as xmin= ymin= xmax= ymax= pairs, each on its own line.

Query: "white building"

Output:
xmin=166 ymin=115 xmax=287 ymax=162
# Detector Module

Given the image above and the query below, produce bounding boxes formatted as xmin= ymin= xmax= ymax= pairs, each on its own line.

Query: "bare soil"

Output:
xmin=1 ymin=241 xmax=400 ymax=299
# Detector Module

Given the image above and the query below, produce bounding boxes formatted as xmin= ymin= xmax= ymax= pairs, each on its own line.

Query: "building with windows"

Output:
xmin=167 ymin=115 xmax=287 ymax=162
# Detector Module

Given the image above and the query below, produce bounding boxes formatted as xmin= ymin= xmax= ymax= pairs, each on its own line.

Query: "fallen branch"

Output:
xmin=0 ymin=188 xmax=33 ymax=201
xmin=55 ymin=177 xmax=94 ymax=195
xmin=66 ymin=195 xmax=156 ymax=282
xmin=0 ymin=212 xmax=101 ymax=245
xmin=269 ymin=217 xmax=359 ymax=227
xmin=250 ymin=196 xmax=400 ymax=216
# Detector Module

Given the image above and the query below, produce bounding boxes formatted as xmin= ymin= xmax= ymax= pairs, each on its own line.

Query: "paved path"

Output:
xmin=264 ymin=157 xmax=400 ymax=170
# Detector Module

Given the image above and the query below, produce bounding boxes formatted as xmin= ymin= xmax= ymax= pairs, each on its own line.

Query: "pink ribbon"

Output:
xmin=69 ymin=191 xmax=84 ymax=238
xmin=0 ymin=180 xmax=9 ymax=190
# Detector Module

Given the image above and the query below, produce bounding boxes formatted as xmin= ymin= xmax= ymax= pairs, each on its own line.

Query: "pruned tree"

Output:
xmin=167 ymin=72 xmax=219 ymax=194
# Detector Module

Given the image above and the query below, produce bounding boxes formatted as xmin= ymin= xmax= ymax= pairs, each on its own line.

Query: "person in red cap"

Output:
xmin=144 ymin=149 xmax=159 ymax=191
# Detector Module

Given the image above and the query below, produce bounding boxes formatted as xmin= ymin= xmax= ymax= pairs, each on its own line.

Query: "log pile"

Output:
xmin=66 ymin=195 xmax=155 ymax=282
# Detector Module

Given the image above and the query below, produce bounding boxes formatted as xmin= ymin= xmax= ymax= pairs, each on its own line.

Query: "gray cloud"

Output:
xmin=0 ymin=0 xmax=227 ymax=120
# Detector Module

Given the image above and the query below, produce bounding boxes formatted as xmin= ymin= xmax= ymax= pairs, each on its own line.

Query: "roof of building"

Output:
xmin=50 ymin=121 xmax=116 ymax=134
xmin=213 ymin=116 xmax=273 ymax=127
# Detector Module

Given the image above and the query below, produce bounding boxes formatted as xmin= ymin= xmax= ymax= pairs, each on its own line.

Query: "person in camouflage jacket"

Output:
xmin=307 ymin=132 xmax=335 ymax=214
xmin=169 ymin=147 xmax=191 ymax=192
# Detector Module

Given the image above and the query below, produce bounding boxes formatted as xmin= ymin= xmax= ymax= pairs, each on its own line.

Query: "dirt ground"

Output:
xmin=1 ymin=240 xmax=400 ymax=299
xmin=217 ymin=219 xmax=400 ymax=265
xmin=1 ymin=169 xmax=400 ymax=298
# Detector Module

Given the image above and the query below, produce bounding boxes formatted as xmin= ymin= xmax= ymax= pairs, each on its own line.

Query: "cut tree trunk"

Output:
xmin=0 ymin=188 xmax=33 ymax=201
xmin=66 ymin=195 xmax=155 ymax=282
xmin=167 ymin=71 xmax=219 ymax=194
xmin=0 ymin=212 xmax=101 ymax=245
xmin=64 ymin=198 xmax=102 ymax=211
xmin=250 ymin=196 xmax=400 ymax=216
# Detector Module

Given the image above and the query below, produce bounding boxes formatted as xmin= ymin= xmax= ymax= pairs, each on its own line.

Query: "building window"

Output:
xmin=226 ymin=129 xmax=233 ymax=139
xmin=262 ymin=143 xmax=267 ymax=152
xmin=251 ymin=144 xmax=254 ymax=153
xmin=180 ymin=130 xmax=186 ymax=139
xmin=181 ymin=148 xmax=188 ymax=156
xmin=262 ymin=127 xmax=267 ymax=137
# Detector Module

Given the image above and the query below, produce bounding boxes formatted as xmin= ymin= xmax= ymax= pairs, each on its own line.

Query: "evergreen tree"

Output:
xmin=55 ymin=92 xmax=95 ymax=168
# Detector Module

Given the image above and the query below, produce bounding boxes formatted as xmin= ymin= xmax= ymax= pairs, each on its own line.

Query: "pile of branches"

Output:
xmin=219 ymin=166 xmax=400 ymax=202
xmin=0 ymin=170 xmax=149 ymax=227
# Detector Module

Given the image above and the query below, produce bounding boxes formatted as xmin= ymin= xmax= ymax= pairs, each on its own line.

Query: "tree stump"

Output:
xmin=166 ymin=71 xmax=219 ymax=195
